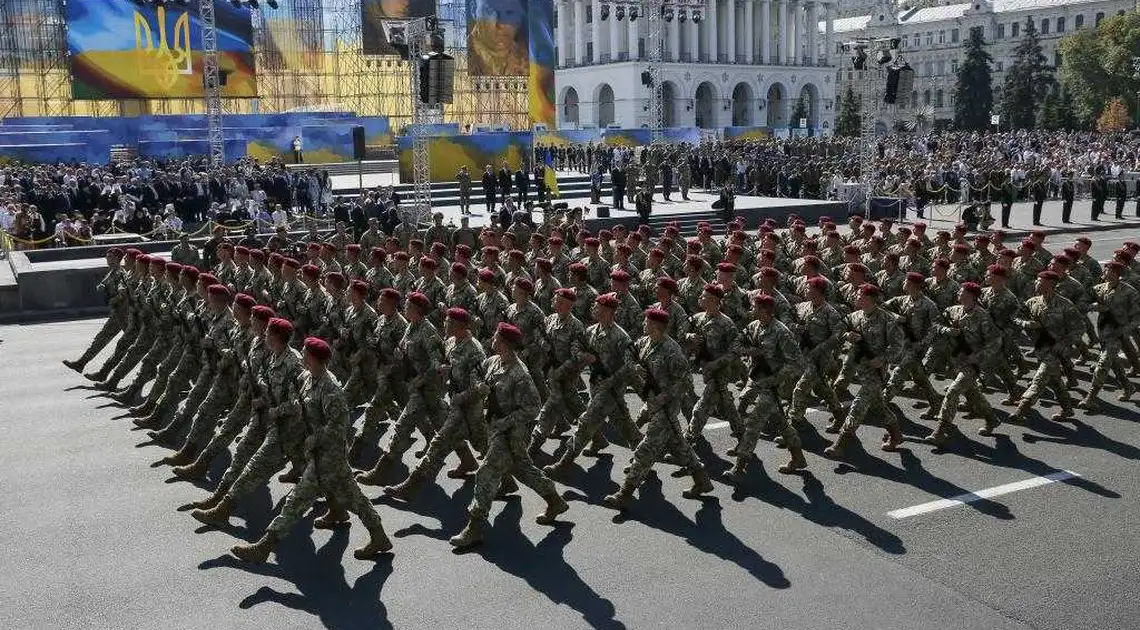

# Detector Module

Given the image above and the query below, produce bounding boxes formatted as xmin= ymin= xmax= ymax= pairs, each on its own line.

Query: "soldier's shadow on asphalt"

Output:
xmin=613 ymin=472 xmax=792 ymax=590
xmin=200 ymin=520 xmax=394 ymax=630
xmin=474 ymin=501 xmax=627 ymax=630
xmin=1022 ymin=416 xmax=1140 ymax=463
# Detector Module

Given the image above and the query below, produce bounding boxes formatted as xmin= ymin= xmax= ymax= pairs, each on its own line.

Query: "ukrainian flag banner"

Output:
xmin=544 ymin=152 xmax=560 ymax=198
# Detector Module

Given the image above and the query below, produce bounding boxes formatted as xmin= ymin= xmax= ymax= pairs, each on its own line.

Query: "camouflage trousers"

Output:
xmin=469 ymin=421 xmax=558 ymax=521
xmin=75 ymin=317 xmax=122 ymax=367
xmin=1021 ymin=353 xmax=1074 ymax=410
xmin=268 ymin=448 xmax=384 ymax=536
xmin=739 ymin=381 xmax=798 ymax=452
xmin=689 ymin=371 xmax=742 ymax=437
xmin=413 ymin=399 xmax=487 ymax=481
xmin=105 ymin=331 xmax=158 ymax=384
xmin=158 ymin=363 xmax=216 ymax=435
xmin=789 ymin=358 xmax=844 ymax=424
xmin=840 ymin=364 xmax=898 ymax=436
xmin=1088 ymin=337 xmax=1132 ymax=399
xmin=121 ymin=336 xmax=176 ymax=393
xmin=384 ymin=380 xmax=446 ymax=459
xmin=522 ymin=351 xmax=549 ymax=401
xmin=563 ymin=380 xmax=638 ymax=460
xmin=342 ymin=358 xmax=378 ymax=409
xmin=89 ymin=323 xmax=140 ymax=379
xmin=196 ymin=385 xmax=252 ymax=467
xmin=532 ymin=372 xmax=585 ymax=442
xmin=922 ymin=338 xmax=952 ymax=376
xmin=937 ymin=364 xmax=995 ymax=429
xmin=215 ymin=414 xmax=267 ymax=493
xmin=355 ymin=373 xmax=408 ymax=451
xmin=621 ymin=400 xmax=703 ymax=492
xmin=182 ymin=366 xmax=240 ymax=450
xmin=884 ymin=347 xmax=942 ymax=409
xmin=225 ymin=426 xmax=303 ymax=502
xmin=146 ymin=349 xmax=200 ymax=419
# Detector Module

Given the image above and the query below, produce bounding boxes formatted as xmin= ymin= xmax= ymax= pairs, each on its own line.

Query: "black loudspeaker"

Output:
xmin=884 ymin=63 xmax=914 ymax=105
xmin=596 ymin=206 xmax=611 ymax=218
xmin=418 ymin=52 xmax=456 ymax=105
xmin=884 ymin=69 xmax=901 ymax=104
xmin=352 ymin=125 xmax=366 ymax=161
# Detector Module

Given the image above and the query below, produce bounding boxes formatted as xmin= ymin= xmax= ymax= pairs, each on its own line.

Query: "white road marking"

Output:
xmin=887 ymin=471 xmax=1082 ymax=520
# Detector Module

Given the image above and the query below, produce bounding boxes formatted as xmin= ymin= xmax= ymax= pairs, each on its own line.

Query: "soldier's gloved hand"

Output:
xmin=843 ymin=331 xmax=861 ymax=342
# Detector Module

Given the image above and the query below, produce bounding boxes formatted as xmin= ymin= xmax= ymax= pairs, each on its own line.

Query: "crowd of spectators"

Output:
xmin=4 ymin=129 xmax=1140 ymax=249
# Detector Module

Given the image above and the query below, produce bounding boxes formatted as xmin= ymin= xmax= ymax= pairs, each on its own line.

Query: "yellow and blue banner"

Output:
xmin=66 ymin=0 xmax=256 ymax=99
xmin=527 ymin=0 xmax=555 ymax=128
xmin=466 ymin=0 xmax=528 ymax=77
xmin=398 ymin=131 xmax=530 ymax=182
xmin=543 ymin=151 xmax=559 ymax=197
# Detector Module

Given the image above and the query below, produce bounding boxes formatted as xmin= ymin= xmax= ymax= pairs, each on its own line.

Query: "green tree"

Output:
xmin=1037 ymin=90 xmax=1080 ymax=130
xmin=791 ymin=98 xmax=809 ymax=127
xmin=953 ymin=27 xmax=995 ymax=130
xmin=834 ymin=84 xmax=862 ymax=137
xmin=999 ymin=18 xmax=1054 ymax=129
xmin=1059 ymin=11 xmax=1140 ymax=128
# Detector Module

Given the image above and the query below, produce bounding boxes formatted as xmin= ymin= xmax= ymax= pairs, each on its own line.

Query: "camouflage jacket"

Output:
xmin=735 ymin=318 xmax=804 ymax=386
xmin=300 ymin=368 xmax=350 ymax=455
xmin=584 ymin=321 xmax=636 ymax=388
xmin=477 ymin=354 xmax=539 ymax=430
xmin=1015 ymin=294 xmax=1083 ymax=358
xmin=844 ymin=307 xmax=900 ymax=364
xmin=934 ymin=305 xmax=1000 ymax=366
xmin=1092 ymin=281 xmax=1140 ymax=340
xmin=399 ymin=318 xmax=445 ymax=381
xmin=686 ymin=311 xmax=739 ymax=376
xmin=882 ymin=294 xmax=942 ymax=348
xmin=633 ymin=335 xmax=691 ymax=405
xmin=444 ymin=334 xmax=487 ymax=402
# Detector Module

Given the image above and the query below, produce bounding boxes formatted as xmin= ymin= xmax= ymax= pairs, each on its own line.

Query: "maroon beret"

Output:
xmin=407 ymin=291 xmax=431 ymax=311
xmin=656 ymin=277 xmax=678 ymax=293
xmin=304 ymin=337 xmax=333 ymax=362
xmin=703 ymin=283 xmax=725 ymax=299
xmin=752 ymin=292 xmax=775 ymax=308
xmin=961 ymin=282 xmax=982 ymax=297
xmin=1037 ymin=270 xmax=1060 ymax=281
xmin=419 ymin=257 xmax=439 ymax=270
xmin=905 ymin=271 xmax=925 ymax=284
xmin=495 ymin=322 xmax=525 ymax=346
xmin=717 ymin=262 xmax=738 ymax=274
xmin=535 ymin=258 xmax=553 ymax=272
xmin=233 ymin=293 xmax=256 ymax=309
xmin=350 ymin=279 xmax=369 ymax=295
xmin=267 ymin=317 xmax=294 ymax=338
xmin=986 ymin=264 xmax=1007 ymax=277
xmin=446 ymin=307 xmax=471 ymax=323
xmin=644 ymin=308 xmax=670 ymax=324
xmin=610 ymin=270 xmax=631 ymax=282
xmin=451 ymin=262 xmax=469 ymax=276
xmin=859 ymin=283 xmax=881 ymax=297
xmin=514 ymin=277 xmax=535 ymax=293
xmin=596 ymin=292 xmax=621 ymax=309
xmin=251 ymin=305 xmax=275 ymax=322
xmin=325 ymin=272 xmax=347 ymax=289
xmin=477 ymin=268 xmax=496 ymax=282
xmin=379 ymin=287 xmax=402 ymax=302
xmin=282 ymin=258 xmax=301 ymax=270
xmin=554 ymin=287 xmax=577 ymax=301
xmin=300 ymin=264 xmax=321 ymax=279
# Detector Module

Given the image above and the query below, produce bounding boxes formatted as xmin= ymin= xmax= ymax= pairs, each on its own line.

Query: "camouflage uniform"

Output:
xmin=382 ymin=319 xmax=446 ymax=460
xmin=686 ymin=311 xmax=742 ymax=438
xmin=1085 ymin=280 xmax=1140 ymax=404
xmin=787 ymin=301 xmax=846 ymax=426
xmin=930 ymin=304 xmax=1001 ymax=437
xmin=979 ymin=284 xmax=1026 ymax=393
xmin=1015 ymin=293 xmax=1082 ymax=414
xmin=531 ymin=311 xmax=587 ymax=448
xmin=881 ymin=293 xmax=943 ymax=410
xmin=837 ymin=307 xmax=901 ymax=437
xmin=191 ymin=327 xmax=270 ymax=471
xmin=620 ymin=335 xmax=706 ymax=490
xmin=340 ymin=302 xmax=380 ymax=407
xmin=73 ymin=264 xmax=125 ymax=368
xmin=505 ymin=298 xmax=549 ymax=399
xmin=475 ymin=288 xmax=511 ymax=345
xmin=266 ymin=368 xmax=387 ymax=538
xmin=734 ymin=318 xmax=804 ymax=455
xmin=142 ymin=291 xmax=205 ymax=420
xmin=468 ymin=355 xmax=561 ymax=520
xmin=556 ymin=321 xmax=638 ymax=462
xmin=410 ymin=334 xmax=488 ymax=480
xmin=180 ymin=310 xmax=242 ymax=451
xmin=221 ymin=347 xmax=306 ymax=502
xmin=356 ymin=311 xmax=410 ymax=451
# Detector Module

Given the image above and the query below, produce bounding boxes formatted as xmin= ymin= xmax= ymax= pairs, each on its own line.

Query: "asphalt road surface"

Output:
xmin=2 ymin=230 xmax=1140 ymax=630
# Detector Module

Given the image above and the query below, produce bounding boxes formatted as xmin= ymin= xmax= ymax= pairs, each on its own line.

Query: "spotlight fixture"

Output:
xmin=601 ymin=3 xmax=610 ymax=20
xmin=876 ymin=48 xmax=893 ymax=65
xmin=850 ymin=45 xmax=867 ymax=70
xmin=692 ymin=9 xmax=702 ymax=23
xmin=663 ymin=7 xmax=674 ymax=21
xmin=629 ymin=7 xmax=639 ymax=20
xmin=615 ymin=5 xmax=625 ymax=20
xmin=678 ymin=9 xmax=687 ymax=22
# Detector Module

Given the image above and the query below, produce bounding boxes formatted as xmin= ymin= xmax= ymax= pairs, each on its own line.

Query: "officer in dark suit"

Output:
xmin=611 ymin=165 xmax=626 ymax=209
xmin=514 ymin=167 xmax=529 ymax=204
xmin=635 ymin=183 xmax=652 ymax=223
xmin=497 ymin=164 xmax=513 ymax=203
xmin=481 ymin=164 xmax=497 ymax=214
xmin=1091 ymin=173 xmax=1107 ymax=221
xmin=1114 ymin=176 xmax=1128 ymax=219
xmin=999 ymin=179 xmax=1015 ymax=228
xmin=660 ymin=162 xmax=673 ymax=202
xmin=532 ymin=164 xmax=547 ymax=204
xmin=1060 ymin=173 xmax=1075 ymax=224
xmin=1031 ymin=177 xmax=1047 ymax=226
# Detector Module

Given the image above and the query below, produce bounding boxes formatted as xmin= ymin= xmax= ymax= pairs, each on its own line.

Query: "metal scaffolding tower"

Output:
xmin=200 ymin=0 xmax=225 ymax=166
xmin=0 ymin=0 xmax=21 ymax=119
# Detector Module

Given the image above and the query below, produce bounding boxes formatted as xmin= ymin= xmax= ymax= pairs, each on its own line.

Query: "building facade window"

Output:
xmin=925 ymin=31 xmax=933 ymax=46
xmin=935 ymin=90 xmax=944 ymax=108
xmin=1076 ymin=15 xmax=1085 ymax=29
xmin=1041 ymin=19 xmax=1049 ymax=34
xmin=923 ymin=90 xmax=931 ymax=105
xmin=586 ymin=5 xmax=592 ymax=22
xmin=911 ymin=90 xmax=919 ymax=106
xmin=997 ymin=23 xmax=1005 ymax=39
xmin=937 ymin=60 xmax=945 ymax=75
xmin=925 ymin=61 xmax=934 ymax=76
xmin=1057 ymin=17 xmax=1066 ymax=33
xmin=939 ymin=30 xmax=945 ymax=44
xmin=995 ymin=61 xmax=1004 ymax=72
xmin=951 ymin=28 xmax=960 ymax=43
xmin=951 ymin=59 xmax=959 ymax=73
xmin=1012 ymin=22 xmax=1019 ymax=38
xmin=1096 ymin=12 xmax=1105 ymax=26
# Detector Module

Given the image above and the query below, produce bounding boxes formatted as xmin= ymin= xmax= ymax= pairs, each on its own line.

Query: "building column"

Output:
xmin=628 ymin=12 xmax=639 ymax=60
xmin=726 ymin=0 xmax=736 ymax=62
xmin=807 ymin=2 xmax=818 ymax=64
xmin=707 ymin=0 xmax=719 ymax=62
xmin=688 ymin=12 xmax=700 ymax=62
xmin=760 ymin=0 xmax=771 ymax=64
xmin=557 ymin=0 xmax=567 ymax=67
xmin=744 ymin=0 xmax=755 ymax=64
xmin=610 ymin=4 xmax=622 ymax=61
xmin=824 ymin=2 xmax=834 ymax=65
xmin=791 ymin=0 xmax=801 ymax=65
xmin=590 ymin=0 xmax=602 ymax=63
xmin=574 ymin=0 xmax=586 ymax=65
xmin=669 ymin=12 xmax=681 ymax=61
xmin=776 ymin=0 xmax=787 ymax=65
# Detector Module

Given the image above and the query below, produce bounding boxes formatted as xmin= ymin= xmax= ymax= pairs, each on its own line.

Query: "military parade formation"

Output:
xmin=61 ymin=207 xmax=1140 ymax=566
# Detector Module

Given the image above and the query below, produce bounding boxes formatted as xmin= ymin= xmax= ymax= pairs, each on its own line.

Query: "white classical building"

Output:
xmin=828 ymin=0 xmax=1136 ymax=130
xmin=553 ymin=0 xmax=841 ymax=135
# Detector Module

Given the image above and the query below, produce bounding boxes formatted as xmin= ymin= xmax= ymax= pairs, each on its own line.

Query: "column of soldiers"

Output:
xmin=64 ymin=210 xmax=1140 ymax=564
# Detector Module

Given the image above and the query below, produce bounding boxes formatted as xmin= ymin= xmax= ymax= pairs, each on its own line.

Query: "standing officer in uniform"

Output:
xmin=481 ymin=164 xmax=497 ymax=214
xmin=457 ymin=165 xmax=472 ymax=215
